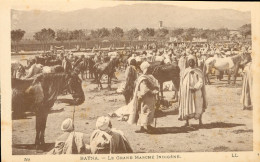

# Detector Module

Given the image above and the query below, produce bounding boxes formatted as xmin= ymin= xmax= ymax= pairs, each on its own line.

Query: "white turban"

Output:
xmin=61 ymin=118 xmax=74 ymax=132
xmin=187 ymin=55 xmax=196 ymax=62
xmin=164 ymin=58 xmax=171 ymax=64
xmin=215 ymin=49 xmax=220 ymax=54
xmin=135 ymin=56 xmax=142 ymax=62
xmin=140 ymin=61 xmax=150 ymax=74
xmin=241 ymin=47 xmax=247 ymax=53
xmin=96 ymin=116 xmax=111 ymax=131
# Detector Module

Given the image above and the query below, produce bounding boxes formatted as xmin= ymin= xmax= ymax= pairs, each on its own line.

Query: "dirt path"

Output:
xmin=12 ymin=72 xmax=253 ymax=154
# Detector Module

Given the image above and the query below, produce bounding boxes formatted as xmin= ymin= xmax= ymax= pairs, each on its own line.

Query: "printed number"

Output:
xmin=24 ymin=158 xmax=30 ymax=161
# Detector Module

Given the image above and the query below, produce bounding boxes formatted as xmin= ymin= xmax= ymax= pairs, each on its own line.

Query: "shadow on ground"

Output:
xmin=152 ymin=122 xmax=244 ymax=135
xmin=56 ymin=98 xmax=78 ymax=106
xmin=12 ymin=143 xmax=55 ymax=152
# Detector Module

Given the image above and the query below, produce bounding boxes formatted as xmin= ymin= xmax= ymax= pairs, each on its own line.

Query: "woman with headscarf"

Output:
xmin=178 ymin=55 xmax=207 ymax=127
xmin=90 ymin=116 xmax=133 ymax=154
xmin=127 ymin=61 xmax=159 ymax=133
xmin=123 ymin=59 xmax=138 ymax=104
xmin=48 ymin=118 xmax=90 ymax=154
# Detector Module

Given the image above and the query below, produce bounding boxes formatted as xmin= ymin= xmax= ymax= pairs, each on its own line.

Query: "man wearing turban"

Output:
xmin=48 ymin=118 xmax=90 ymax=154
xmin=178 ymin=55 xmax=207 ymax=127
xmin=123 ymin=59 xmax=138 ymax=104
xmin=240 ymin=54 xmax=253 ymax=110
xmin=127 ymin=61 xmax=159 ymax=133
xmin=178 ymin=51 xmax=188 ymax=79
xmin=90 ymin=116 xmax=133 ymax=154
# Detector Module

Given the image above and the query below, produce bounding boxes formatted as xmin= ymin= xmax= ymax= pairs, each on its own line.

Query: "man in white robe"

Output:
xmin=90 ymin=116 xmax=133 ymax=154
xmin=240 ymin=61 xmax=253 ymax=110
xmin=127 ymin=62 xmax=159 ymax=133
xmin=178 ymin=52 xmax=188 ymax=79
xmin=48 ymin=118 xmax=90 ymax=154
xmin=178 ymin=55 xmax=207 ymax=127
xmin=24 ymin=64 xmax=43 ymax=79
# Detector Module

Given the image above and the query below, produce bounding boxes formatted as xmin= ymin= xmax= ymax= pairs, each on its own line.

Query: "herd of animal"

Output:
xmin=11 ymin=43 xmax=251 ymax=149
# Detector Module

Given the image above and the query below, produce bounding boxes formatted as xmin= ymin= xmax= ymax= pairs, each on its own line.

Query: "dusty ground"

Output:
xmin=12 ymin=69 xmax=253 ymax=155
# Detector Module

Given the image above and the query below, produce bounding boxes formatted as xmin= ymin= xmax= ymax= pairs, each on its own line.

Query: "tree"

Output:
xmin=126 ymin=28 xmax=139 ymax=47
xmin=140 ymin=28 xmax=155 ymax=42
xmin=90 ymin=28 xmax=110 ymax=48
xmin=111 ymin=27 xmax=124 ymax=39
xmin=56 ymin=29 xmax=70 ymax=43
xmin=169 ymin=28 xmax=184 ymax=37
xmin=91 ymin=28 xmax=110 ymax=39
xmin=70 ymin=30 xmax=87 ymax=48
xmin=215 ymin=28 xmax=229 ymax=40
xmin=181 ymin=28 xmax=195 ymax=42
xmin=203 ymin=29 xmax=216 ymax=42
xmin=156 ymin=28 xmax=169 ymax=38
xmin=239 ymin=24 xmax=251 ymax=39
xmin=34 ymin=28 xmax=55 ymax=52
xmin=110 ymin=27 xmax=124 ymax=47
xmin=11 ymin=29 xmax=25 ymax=53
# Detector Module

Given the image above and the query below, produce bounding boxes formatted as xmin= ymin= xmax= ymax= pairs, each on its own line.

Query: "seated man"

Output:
xmin=48 ymin=118 xmax=90 ymax=154
xmin=90 ymin=116 xmax=133 ymax=154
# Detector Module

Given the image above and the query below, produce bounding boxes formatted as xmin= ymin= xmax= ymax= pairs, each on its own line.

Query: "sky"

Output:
xmin=10 ymin=0 xmax=252 ymax=12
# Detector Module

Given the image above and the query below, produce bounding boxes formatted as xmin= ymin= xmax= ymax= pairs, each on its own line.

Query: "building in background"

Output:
xmin=159 ymin=21 xmax=163 ymax=29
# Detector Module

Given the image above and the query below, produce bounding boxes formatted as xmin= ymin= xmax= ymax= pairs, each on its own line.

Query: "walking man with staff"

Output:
xmin=127 ymin=61 xmax=159 ymax=133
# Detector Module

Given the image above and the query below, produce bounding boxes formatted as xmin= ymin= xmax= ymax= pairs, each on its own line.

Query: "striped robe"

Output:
xmin=178 ymin=67 xmax=207 ymax=120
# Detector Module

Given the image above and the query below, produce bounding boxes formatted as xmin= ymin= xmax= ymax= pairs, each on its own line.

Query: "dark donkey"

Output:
xmin=146 ymin=61 xmax=180 ymax=100
xmin=93 ymin=57 xmax=120 ymax=90
xmin=12 ymin=72 xmax=85 ymax=148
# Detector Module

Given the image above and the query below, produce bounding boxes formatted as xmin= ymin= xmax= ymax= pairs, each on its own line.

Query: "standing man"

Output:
xmin=127 ymin=62 xmax=159 ymax=133
xmin=62 ymin=56 xmax=72 ymax=73
xmin=178 ymin=55 xmax=207 ymax=127
xmin=123 ymin=59 xmax=138 ymax=104
xmin=178 ymin=51 xmax=188 ymax=79
xmin=240 ymin=54 xmax=253 ymax=110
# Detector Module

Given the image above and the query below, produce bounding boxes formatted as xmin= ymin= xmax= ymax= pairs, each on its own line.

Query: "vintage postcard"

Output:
xmin=1 ymin=0 xmax=260 ymax=162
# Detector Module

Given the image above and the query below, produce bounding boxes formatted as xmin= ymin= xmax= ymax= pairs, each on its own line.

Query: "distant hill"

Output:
xmin=11 ymin=3 xmax=251 ymax=39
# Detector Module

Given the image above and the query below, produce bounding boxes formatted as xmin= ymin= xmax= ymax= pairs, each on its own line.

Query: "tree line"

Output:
xmin=11 ymin=24 xmax=251 ymax=53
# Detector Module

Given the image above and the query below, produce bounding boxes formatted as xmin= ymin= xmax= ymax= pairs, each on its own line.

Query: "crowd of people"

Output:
xmin=21 ymin=41 xmax=252 ymax=154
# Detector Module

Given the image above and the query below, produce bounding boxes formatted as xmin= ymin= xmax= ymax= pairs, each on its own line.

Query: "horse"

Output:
xmin=12 ymin=72 xmax=85 ymax=148
xmin=44 ymin=59 xmax=62 ymax=66
xmin=62 ymin=57 xmax=73 ymax=73
xmin=203 ymin=53 xmax=251 ymax=84
xmin=73 ymin=58 xmax=88 ymax=80
xmin=27 ymin=56 xmax=61 ymax=69
xmin=146 ymin=62 xmax=180 ymax=100
xmin=93 ymin=58 xmax=120 ymax=90
xmin=26 ymin=57 xmax=36 ymax=68
xmin=118 ymin=53 xmax=131 ymax=70
xmin=87 ymin=57 xmax=95 ymax=79
xmin=11 ymin=61 xmax=26 ymax=79
xmin=24 ymin=64 xmax=64 ymax=79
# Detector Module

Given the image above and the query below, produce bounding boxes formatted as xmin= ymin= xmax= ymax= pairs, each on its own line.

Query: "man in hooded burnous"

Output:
xmin=178 ymin=55 xmax=207 ymax=127
xmin=90 ymin=116 xmax=133 ymax=154
xmin=178 ymin=51 xmax=188 ymax=79
xmin=240 ymin=54 xmax=253 ymax=110
xmin=48 ymin=118 xmax=90 ymax=154
xmin=127 ymin=61 xmax=159 ymax=133
xmin=123 ymin=59 xmax=138 ymax=104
